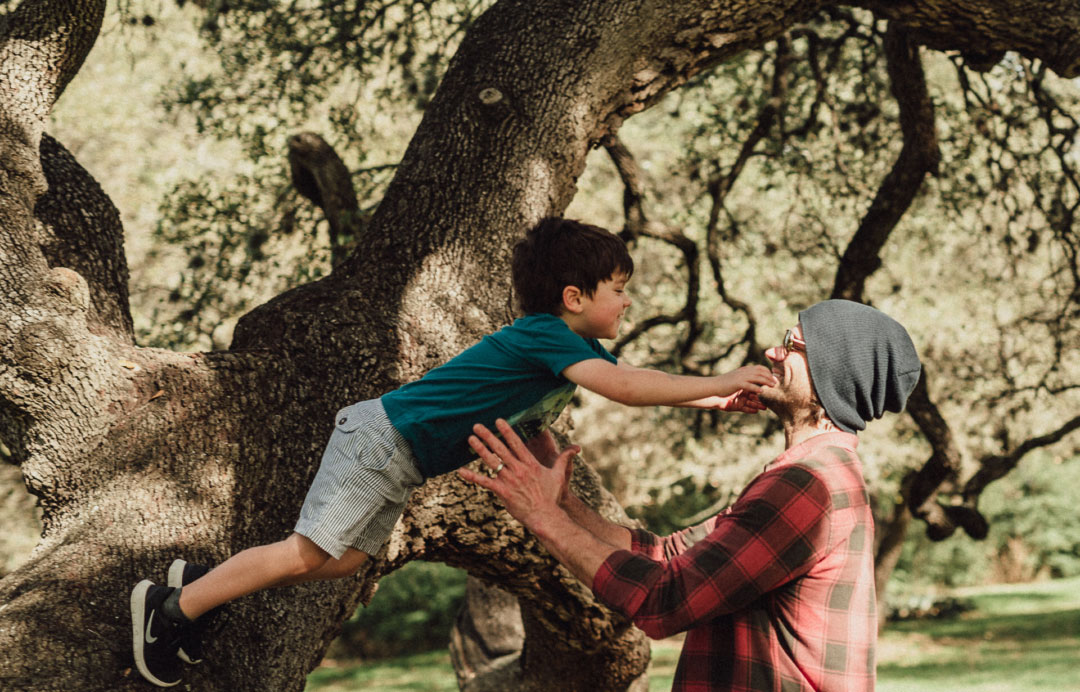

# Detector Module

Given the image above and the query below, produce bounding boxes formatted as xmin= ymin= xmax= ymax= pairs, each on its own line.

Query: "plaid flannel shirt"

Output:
xmin=592 ymin=432 xmax=876 ymax=692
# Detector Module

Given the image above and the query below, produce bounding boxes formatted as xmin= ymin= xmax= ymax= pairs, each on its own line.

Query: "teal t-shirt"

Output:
xmin=381 ymin=313 xmax=616 ymax=478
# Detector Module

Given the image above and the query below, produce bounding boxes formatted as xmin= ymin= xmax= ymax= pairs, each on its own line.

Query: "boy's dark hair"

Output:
xmin=512 ymin=217 xmax=634 ymax=315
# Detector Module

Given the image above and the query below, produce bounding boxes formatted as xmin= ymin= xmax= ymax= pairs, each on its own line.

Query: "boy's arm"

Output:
xmin=673 ymin=396 xmax=728 ymax=408
xmin=562 ymin=359 xmax=775 ymax=407
xmin=672 ymin=392 xmax=767 ymax=414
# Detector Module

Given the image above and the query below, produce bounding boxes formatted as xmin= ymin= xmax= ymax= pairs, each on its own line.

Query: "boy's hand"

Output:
xmin=525 ymin=429 xmax=561 ymax=468
xmin=717 ymin=390 xmax=767 ymax=414
xmin=716 ymin=365 xmax=777 ymax=396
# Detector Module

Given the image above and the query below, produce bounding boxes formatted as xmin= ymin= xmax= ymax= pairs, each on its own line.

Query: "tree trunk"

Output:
xmin=3 ymin=0 xmax=1080 ymax=690
xmin=873 ymin=484 xmax=914 ymax=631
xmin=450 ymin=577 xmax=526 ymax=689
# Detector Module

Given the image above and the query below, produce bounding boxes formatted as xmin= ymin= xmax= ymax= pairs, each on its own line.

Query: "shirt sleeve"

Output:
xmin=627 ymin=515 xmax=721 ymax=562
xmin=506 ymin=314 xmax=617 ymax=375
xmin=592 ymin=464 xmax=833 ymax=639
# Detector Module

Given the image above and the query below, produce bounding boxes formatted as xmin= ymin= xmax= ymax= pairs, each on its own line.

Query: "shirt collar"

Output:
xmin=766 ymin=431 xmax=859 ymax=471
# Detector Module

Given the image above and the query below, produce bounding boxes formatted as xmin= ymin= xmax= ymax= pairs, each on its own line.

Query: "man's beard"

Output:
xmin=761 ymin=383 xmax=828 ymax=428
xmin=758 ymin=386 xmax=791 ymax=417
xmin=759 ymin=383 xmax=813 ymax=422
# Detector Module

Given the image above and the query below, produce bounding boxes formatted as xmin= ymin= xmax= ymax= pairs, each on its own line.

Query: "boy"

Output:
xmin=130 ymin=217 xmax=776 ymax=687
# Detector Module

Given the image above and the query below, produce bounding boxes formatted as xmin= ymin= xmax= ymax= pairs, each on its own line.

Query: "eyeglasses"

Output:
xmin=778 ymin=328 xmax=806 ymax=359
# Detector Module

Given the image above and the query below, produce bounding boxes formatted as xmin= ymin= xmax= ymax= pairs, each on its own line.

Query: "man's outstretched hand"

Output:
xmin=458 ymin=420 xmax=630 ymax=586
xmin=458 ymin=420 xmax=580 ymax=526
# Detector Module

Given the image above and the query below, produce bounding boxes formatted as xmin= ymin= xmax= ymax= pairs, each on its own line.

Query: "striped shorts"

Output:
xmin=294 ymin=397 xmax=424 ymax=558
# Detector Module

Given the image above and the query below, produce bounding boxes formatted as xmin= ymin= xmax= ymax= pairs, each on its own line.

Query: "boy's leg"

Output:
xmin=161 ymin=542 xmax=367 ymax=669
xmin=177 ymin=533 xmax=331 ymax=620
xmin=271 ymin=547 xmax=370 ymax=587
xmin=132 ymin=534 xmax=331 ymax=685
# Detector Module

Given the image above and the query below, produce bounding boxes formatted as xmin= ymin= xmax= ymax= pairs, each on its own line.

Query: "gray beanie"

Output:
xmin=798 ymin=300 xmax=921 ymax=433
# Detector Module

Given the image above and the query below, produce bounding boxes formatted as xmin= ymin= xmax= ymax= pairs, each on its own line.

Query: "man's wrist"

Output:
xmin=525 ymin=505 xmax=574 ymax=544
xmin=560 ymin=492 xmax=589 ymax=517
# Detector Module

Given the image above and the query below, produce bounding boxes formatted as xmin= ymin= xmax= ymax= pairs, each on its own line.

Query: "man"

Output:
xmin=459 ymin=299 xmax=921 ymax=691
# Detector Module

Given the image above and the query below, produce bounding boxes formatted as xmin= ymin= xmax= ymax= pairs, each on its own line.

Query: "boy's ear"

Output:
xmin=561 ymin=285 xmax=585 ymax=314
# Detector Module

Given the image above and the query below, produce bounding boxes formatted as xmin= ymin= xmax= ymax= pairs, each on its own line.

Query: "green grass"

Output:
xmin=307 ymin=650 xmax=459 ymax=692
xmin=877 ymin=576 xmax=1080 ymax=692
xmin=307 ymin=576 xmax=1080 ymax=691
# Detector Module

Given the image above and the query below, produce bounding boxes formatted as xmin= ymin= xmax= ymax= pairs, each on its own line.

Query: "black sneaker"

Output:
xmin=167 ymin=559 xmax=210 ymax=665
xmin=130 ymin=580 xmax=183 ymax=687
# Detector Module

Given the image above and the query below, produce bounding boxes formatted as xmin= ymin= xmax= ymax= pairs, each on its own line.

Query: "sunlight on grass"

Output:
xmin=307 ymin=650 xmax=458 ymax=692
xmin=877 ymin=575 xmax=1080 ymax=692
xmin=307 ymin=577 xmax=1080 ymax=691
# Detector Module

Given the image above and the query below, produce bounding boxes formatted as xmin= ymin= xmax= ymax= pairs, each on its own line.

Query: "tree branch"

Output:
xmin=902 ymin=368 xmax=964 ymax=539
xmin=0 ymin=0 xmax=105 ymax=132
xmin=602 ymin=135 xmax=701 ymax=362
xmin=861 ymin=0 xmax=1080 ymax=78
xmin=831 ymin=21 xmax=939 ymax=300
xmin=35 ymin=134 xmax=134 ymax=341
xmin=702 ymin=38 xmax=793 ymax=366
xmin=966 ymin=415 xmax=1080 ymax=501
xmin=287 ymin=132 xmax=362 ymax=266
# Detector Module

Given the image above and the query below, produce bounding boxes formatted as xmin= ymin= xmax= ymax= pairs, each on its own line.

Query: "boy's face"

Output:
xmin=575 ymin=273 xmax=632 ymax=340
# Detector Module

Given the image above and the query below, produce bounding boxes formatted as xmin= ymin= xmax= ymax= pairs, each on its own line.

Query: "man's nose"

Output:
xmin=765 ymin=346 xmax=783 ymax=363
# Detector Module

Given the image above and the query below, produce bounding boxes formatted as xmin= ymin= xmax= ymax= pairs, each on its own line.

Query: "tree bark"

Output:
xmin=287 ymin=131 xmax=361 ymax=265
xmin=858 ymin=0 xmax=1080 ymax=78
xmin=449 ymin=577 xmax=526 ymax=689
xmin=3 ymin=0 xmax=1080 ymax=690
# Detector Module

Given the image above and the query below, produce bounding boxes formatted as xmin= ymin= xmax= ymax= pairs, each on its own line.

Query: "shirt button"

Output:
xmin=338 ymin=417 xmax=348 ymax=425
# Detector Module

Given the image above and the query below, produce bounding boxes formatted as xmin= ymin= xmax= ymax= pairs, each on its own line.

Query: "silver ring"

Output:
xmin=494 ymin=462 xmax=505 ymax=473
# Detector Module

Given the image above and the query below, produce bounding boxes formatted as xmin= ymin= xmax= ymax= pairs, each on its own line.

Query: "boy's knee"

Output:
xmin=287 ymin=534 xmax=332 ymax=574
xmin=336 ymin=550 xmax=369 ymax=577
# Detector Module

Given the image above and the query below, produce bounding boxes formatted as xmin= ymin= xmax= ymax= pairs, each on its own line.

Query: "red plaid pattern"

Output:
xmin=593 ymin=432 xmax=876 ymax=691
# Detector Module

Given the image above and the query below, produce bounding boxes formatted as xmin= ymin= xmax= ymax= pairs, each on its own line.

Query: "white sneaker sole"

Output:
xmin=166 ymin=559 xmax=202 ymax=665
xmin=167 ymin=559 xmax=186 ymax=589
xmin=130 ymin=580 xmax=180 ymax=687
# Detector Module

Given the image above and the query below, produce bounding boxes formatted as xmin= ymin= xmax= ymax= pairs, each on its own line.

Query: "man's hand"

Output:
xmin=458 ymin=420 xmax=580 ymax=526
xmin=459 ymin=421 xmax=631 ymax=586
xmin=525 ymin=429 xmax=576 ymax=507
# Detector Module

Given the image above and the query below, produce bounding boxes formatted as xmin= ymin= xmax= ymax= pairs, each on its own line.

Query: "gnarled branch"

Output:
xmin=35 ymin=134 xmax=134 ymax=341
xmin=603 ymin=135 xmax=702 ymax=364
xmin=902 ymin=369 xmax=964 ymax=539
xmin=831 ymin=21 xmax=939 ymax=300
xmin=287 ymin=132 xmax=362 ymax=266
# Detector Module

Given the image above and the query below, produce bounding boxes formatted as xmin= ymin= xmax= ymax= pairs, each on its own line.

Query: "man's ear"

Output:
xmin=561 ymin=285 xmax=585 ymax=314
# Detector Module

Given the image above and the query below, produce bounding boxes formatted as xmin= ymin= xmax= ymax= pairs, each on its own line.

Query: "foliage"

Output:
xmin=983 ymin=454 xmax=1080 ymax=580
xmin=142 ymin=0 xmax=492 ymax=350
xmin=328 ymin=560 xmax=467 ymax=660
xmin=890 ymin=453 xmax=1080 ymax=592
xmin=567 ymin=12 xmax=913 ymax=512
xmin=567 ymin=10 xmax=1080 ymax=537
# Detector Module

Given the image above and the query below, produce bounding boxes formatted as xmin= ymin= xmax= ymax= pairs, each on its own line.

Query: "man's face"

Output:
xmin=759 ymin=324 xmax=816 ymax=417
